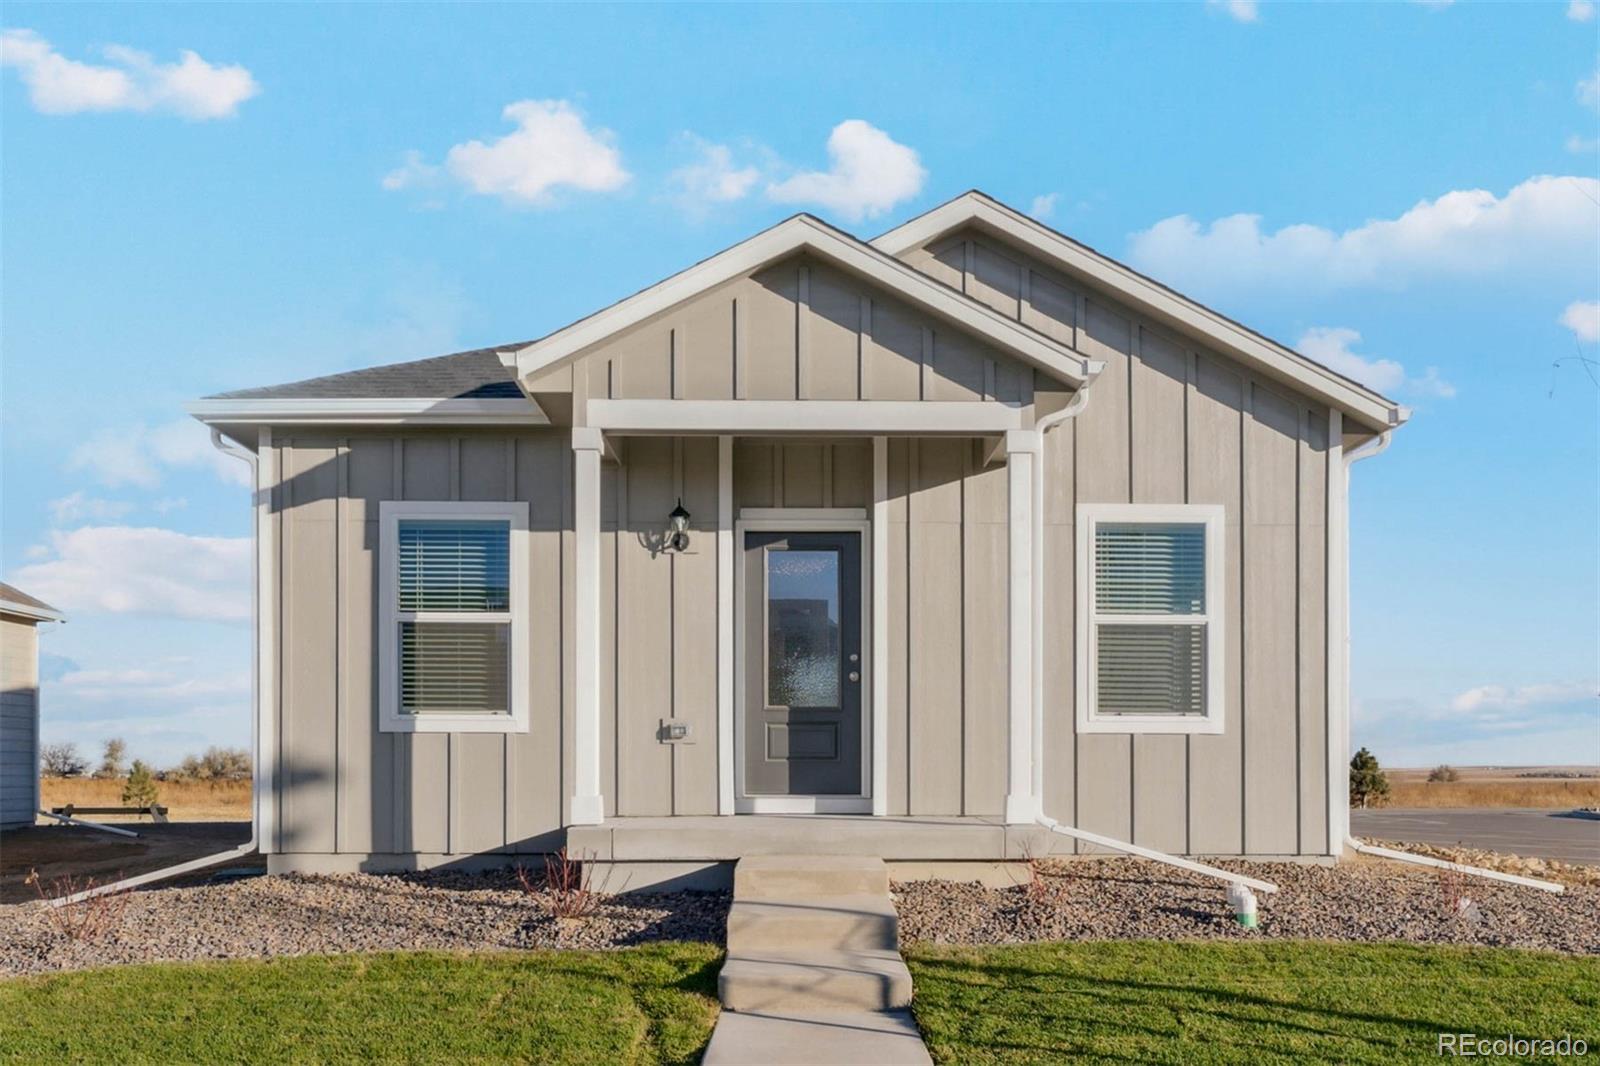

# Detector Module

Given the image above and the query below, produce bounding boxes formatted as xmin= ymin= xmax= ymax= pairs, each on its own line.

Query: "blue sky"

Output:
xmin=2 ymin=1 xmax=1596 ymax=770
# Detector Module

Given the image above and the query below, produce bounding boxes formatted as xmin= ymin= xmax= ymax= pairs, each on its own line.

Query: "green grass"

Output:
xmin=908 ymin=941 xmax=1600 ymax=1064
xmin=0 ymin=945 xmax=722 ymax=1065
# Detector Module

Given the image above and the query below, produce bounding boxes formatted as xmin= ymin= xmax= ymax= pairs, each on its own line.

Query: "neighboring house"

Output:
xmin=1 ymin=583 xmax=64 ymax=831
xmin=191 ymin=191 xmax=1406 ymax=881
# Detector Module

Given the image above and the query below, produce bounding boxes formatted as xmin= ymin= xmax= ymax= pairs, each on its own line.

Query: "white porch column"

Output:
xmin=571 ymin=427 xmax=605 ymax=825
xmin=1004 ymin=429 xmax=1041 ymax=824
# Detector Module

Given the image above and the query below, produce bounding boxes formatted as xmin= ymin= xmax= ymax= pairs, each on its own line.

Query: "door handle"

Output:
xmin=848 ymin=671 xmax=860 ymax=683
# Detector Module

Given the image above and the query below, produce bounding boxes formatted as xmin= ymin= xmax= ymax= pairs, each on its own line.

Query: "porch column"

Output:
xmin=571 ymin=428 xmax=605 ymax=825
xmin=1004 ymin=429 xmax=1041 ymax=824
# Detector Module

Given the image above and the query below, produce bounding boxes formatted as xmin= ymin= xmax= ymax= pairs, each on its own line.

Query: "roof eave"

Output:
xmin=873 ymin=192 xmax=1406 ymax=434
xmin=509 ymin=214 xmax=1097 ymax=392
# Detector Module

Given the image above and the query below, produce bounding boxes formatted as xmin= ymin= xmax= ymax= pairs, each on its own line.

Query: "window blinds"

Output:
xmin=1093 ymin=522 xmax=1207 ymax=717
xmin=396 ymin=520 xmax=511 ymax=715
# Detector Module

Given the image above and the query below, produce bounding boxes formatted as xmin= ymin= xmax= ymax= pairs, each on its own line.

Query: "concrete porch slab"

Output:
xmin=568 ymin=814 xmax=1056 ymax=861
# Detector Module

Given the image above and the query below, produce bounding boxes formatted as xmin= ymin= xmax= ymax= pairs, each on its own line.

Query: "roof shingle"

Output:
xmin=206 ymin=345 xmax=526 ymax=401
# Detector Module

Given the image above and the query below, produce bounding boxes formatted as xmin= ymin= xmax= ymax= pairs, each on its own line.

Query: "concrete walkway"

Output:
xmin=703 ymin=855 xmax=933 ymax=1065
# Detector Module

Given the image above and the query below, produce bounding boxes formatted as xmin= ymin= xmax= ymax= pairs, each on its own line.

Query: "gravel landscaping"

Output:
xmin=893 ymin=856 xmax=1600 ymax=955
xmin=1 ymin=870 xmax=729 ymax=977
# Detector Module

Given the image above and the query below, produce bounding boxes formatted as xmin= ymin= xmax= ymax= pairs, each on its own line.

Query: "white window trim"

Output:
xmin=1075 ymin=502 xmax=1225 ymax=736
xmin=378 ymin=500 xmax=531 ymax=734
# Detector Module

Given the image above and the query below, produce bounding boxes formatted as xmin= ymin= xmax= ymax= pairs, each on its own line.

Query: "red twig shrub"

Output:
xmin=24 ymin=869 xmax=130 ymax=942
xmin=516 ymin=848 xmax=612 ymax=920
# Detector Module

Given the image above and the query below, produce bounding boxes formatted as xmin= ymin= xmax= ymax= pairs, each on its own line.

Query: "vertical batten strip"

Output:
xmin=919 ymin=327 xmax=933 ymax=401
xmin=1326 ymin=409 xmax=1346 ymax=855
xmin=871 ymin=436 xmax=890 ymax=816
xmin=334 ymin=441 xmax=348 ymax=854
xmin=796 ymin=264 xmax=811 ymax=400
xmin=717 ymin=435 xmax=734 ymax=814
xmin=858 ymin=295 xmax=872 ymax=400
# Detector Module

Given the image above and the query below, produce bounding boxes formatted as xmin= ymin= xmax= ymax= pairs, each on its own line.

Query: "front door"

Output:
xmin=742 ymin=530 xmax=863 ymax=797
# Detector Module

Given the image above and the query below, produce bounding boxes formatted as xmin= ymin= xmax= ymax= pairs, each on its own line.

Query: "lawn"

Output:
xmin=907 ymin=940 xmax=1600 ymax=1064
xmin=0 ymin=944 xmax=721 ymax=1065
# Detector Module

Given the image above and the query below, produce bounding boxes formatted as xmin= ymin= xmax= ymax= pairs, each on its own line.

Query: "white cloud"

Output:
xmin=68 ymin=419 xmax=252 ymax=489
xmin=58 ymin=666 xmax=249 ymax=702
xmin=767 ymin=120 xmax=926 ymax=223
xmin=1580 ymin=66 xmax=1600 ymax=112
xmin=48 ymin=492 xmax=133 ymax=524
xmin=1296 ymin=327 xmax=1455 ymax=398
xmin=1560 ymin=300 xmax=1600 ymax=342
xmin=1570 ymin=0 xmax=1596 ymax=20
xmin=1206 ymin=0 xmax=1260 ymax=21
xmin=389 ymin=99 xmax=630 ymax=207
xmin=1566 ymin=133 xmax=1599 ymax=154
xmin=381 ymin=149 xmax=442 ymax=192
xmin=0 ymin=28 xmax=257 ymax=119
xmin=1451 ymin=681 xmax=1596 ymax=715
xmin=10 ymin=525 xmax=250 ymax=622
xmin=1030 ymin=193 xmax=1059 ymax=220
xmin=668 ymin=137 xmax=762 ymax=209
xmin=1128 ymin=175 xmax=1600 ymax=294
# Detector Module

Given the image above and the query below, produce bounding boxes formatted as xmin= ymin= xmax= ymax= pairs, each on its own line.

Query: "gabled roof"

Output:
xmin=204 ymin=346 xmax=524 ymax=401
xmin=873 ymin=191 xmax=1408 ymax=433
xmin=505 ymin=212 xmax=1104 ymax=391
xmin=0 ymin=582 xmax=64 ymax=623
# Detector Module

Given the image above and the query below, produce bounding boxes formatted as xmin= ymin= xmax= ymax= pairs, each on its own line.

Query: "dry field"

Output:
xmin=39 ymin=778 xmax=251 ymax=822
xmin=1384 ymin=766 xmax=1600 ymax=809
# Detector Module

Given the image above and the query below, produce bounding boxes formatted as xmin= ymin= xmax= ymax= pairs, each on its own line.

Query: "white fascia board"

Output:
xmin=0 ymin=599 xmax=65 ymax=624
xmin=186 ymin=398 xmax=548 ymax=426
xmin=873 ymin=193 xmax=1405 ymax=434
xmin=587 ymin=399 xmax=1027 ymax=435
xmin=509 ymin=215 xmax=1100 ymax=390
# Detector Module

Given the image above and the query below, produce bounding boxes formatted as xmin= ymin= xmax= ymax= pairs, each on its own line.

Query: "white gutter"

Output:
xmin=51 ymin=430 xmax=261 ymax=907
xmin=1347 ymin=837 xmax=1564 ymax=894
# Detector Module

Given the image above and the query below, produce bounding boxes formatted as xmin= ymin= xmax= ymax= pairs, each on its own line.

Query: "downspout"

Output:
xmin=52 ymin=429 xmax=260 ymax=905
xmin=1030 ymin=380 xmax=1281 ymax=896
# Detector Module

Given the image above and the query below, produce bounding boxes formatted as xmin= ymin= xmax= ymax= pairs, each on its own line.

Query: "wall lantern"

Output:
xmin=667 ymin=498 xmax=691 ymax=551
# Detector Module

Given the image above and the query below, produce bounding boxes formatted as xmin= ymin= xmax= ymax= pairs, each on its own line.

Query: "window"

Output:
xmin=379 ymin=501 xmax=529 ymax=733
xmin=1076 ymin=504 xmax=1224 ymax=734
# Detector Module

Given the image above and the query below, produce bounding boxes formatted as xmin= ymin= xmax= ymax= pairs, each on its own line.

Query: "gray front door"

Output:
xmin=742 ymin=530 xmax=863 ymax=796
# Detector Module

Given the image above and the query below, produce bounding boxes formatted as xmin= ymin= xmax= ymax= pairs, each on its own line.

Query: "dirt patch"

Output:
xmin=0 ymin=869 xmax=728 ymax=977
xmin=0 ymin=823 xmax=255 ymax=904
xmin=892 ymin=856 xmax=1599 ymax=955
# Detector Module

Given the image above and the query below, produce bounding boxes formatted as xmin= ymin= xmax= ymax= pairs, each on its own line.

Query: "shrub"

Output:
xmin=24 ymin=869 xmax=130 ymax=941
xmin=40 ymin=742 xmax=88 ymax=778
xmin=168 ymin=746 xmax=251 ymax=783
xmin=1428 ymin=764 xmax=1460 ymax=783
xmin=1349 ymin=747 xmax=1391 ymax=808
xmin=122 ymin=760 xmax=160 ymax=809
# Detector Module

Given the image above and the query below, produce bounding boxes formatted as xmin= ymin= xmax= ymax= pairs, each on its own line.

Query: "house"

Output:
xmin=191 ymin=191 xmax=1406 ymax=884
xmin=1 ymin=583 xmax=65 ymax=831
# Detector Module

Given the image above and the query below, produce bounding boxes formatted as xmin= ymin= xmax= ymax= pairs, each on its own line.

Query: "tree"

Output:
xmin=95 ymin=738 xmax=128 ymax=780
xmin=169 ymin=746 xmax=251 ymax=783
xmin=1428 ymin=764 xmax=1460 ymax=783
xmin=40 ymin=742 xmax=88 ymax=778
xmin=1350 ymin=747 xmax=1391 ymax=808
xmin=122 ymin=760 xmax=159 ymax=809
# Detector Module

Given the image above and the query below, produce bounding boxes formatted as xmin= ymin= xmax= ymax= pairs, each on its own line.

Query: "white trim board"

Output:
xmin=507 ymin=214 xmax=1101 ymax=392
xmin=872 ymin=192 xmax=1407 ymax=433
xmin=587 ymin=399 xmax=1027 ymax=435
xmin=732 ymin=515 xmax=876 ymax=816
xmin=1074 ymin=503 xmax=1226 ymax=736
xmin=188 ymin=398 xmax=548 ymax=427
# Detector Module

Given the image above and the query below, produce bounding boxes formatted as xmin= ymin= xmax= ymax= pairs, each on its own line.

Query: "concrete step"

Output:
xmin=726 ymin=893 xmax=899 ymax=953
xmin=702 ymin=1008 xmax=932 ymax=1065
xmin=734 ymin=854 xmax=890 ymax=899
xmin=719 ymin=948 xmax=914 ymax=1013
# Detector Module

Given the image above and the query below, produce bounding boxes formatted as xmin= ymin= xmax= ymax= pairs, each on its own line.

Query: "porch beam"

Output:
xmin=571 ymin=427 xmax=605 ymax=825
xmin=1004 ymin=429 xmax=1041 ymax=824
xmin=586 ymin=399 xmax=1026 ymax=435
